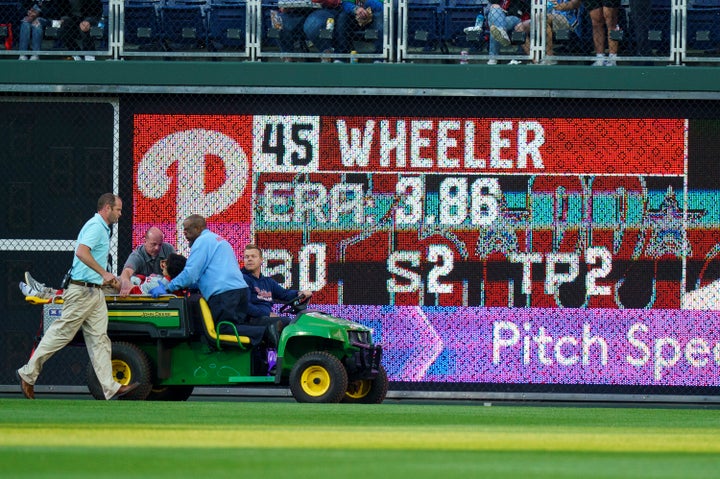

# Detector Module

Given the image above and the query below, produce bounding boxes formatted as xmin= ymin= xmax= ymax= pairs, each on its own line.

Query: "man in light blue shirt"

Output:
xmin=150 ymin=214 xmax=266 ymax=346
xmin=17 ymin=193 xmax=139 ymax=400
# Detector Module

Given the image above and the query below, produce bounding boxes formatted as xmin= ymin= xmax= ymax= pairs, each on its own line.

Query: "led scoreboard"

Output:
xmin=133 ymin=114 xmax=720 ymax=388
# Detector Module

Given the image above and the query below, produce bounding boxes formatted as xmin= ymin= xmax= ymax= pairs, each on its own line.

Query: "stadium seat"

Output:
xmin=160 ymin=0 xmax=208 ymax=50
xmin=646 ymin=0 xmax=671 ymax=53
xmin=405 ymin=0 xmax=445 ymax=53
xmin=207 ymin=0 xmax=248 ymax=51
xmin=443 ymin=0 xmax=487 ymax=52
xmin=686 ymin=2 xmax=720 ymax=50
xmin=123 ymin=0 xmax=163 ymax=50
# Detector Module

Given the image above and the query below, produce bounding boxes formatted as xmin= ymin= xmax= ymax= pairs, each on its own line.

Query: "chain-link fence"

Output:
xmin=2 ymin=92 xmax=720 ymax=400
xmin=0 ymin=0 xmax=719 ymax=64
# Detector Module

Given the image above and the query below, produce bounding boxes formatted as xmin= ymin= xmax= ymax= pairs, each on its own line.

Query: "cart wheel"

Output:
xmin=87 ymin=341 xmax=152 ymax=400
xmin=289 ymin=351 xmax=348 ymax=403
xmin=343 ymin=365 xmax=388 ymax=404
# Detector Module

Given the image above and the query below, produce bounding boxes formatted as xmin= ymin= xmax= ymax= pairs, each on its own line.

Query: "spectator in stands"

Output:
xmin=303 ymin=0 xmax=342 ymax=61
xmin=487 ymin=0 xmax=531 ymax=65
xmin=586 ymin=0 xmax=620 ymax=65
xmin=514 ymin=0 xmax=582 ymax=64
xmin=335 ymin=0 xmax=384 ymax=60
xmin=58 ymin=0 xmax=103 ymax=60
xmin=274 ymin=5 xmax=313 ymax=61
xmin=18 ymin=0 xmax=71 ymax=60
xmin=119 ymin=226 xmax=176 ymax=296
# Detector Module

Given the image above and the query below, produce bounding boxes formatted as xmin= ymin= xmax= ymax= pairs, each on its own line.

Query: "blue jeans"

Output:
xmin=19 ymin=17 xmax=48 ymax=52
xmin=277 ymin=10 xmax=309 ymax=52
xmin=487 ymin=6 xmax=520 ymax=56
xmin=303 ymin=8 xmax=338 ymax=53
xmin=335 ymin=7 xmax=383 ymax=53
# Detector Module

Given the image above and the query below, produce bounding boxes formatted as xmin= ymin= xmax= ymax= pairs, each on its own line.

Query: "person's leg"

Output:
xmin=277 ymin=11 xmax=306 ymax=53
xmin=18 ymin=20 xmax=31 ymax=51
xmin=206 ymin=289 xmax=265 ymax=346
xmin=59 ymin=17 xmax=80 ymax=50
xmin=30 ymin=22 xmax=44 ymax=52
xmin=487 ymin=5 xmax=508 ymax=56
xmin=17 ymin=285 xmax=87 ymax=385
xmin=80 ymin=30 xmax=95 ymax=51
xmin=589 ymin=7 xmax=605 ymax=55
xmin=604 ymin=6 xmax=619 ymax=54
xmin=304 ymin=8 xmax=335 ymax=53
xmin=247 ymin=316 xmax=284 ymax=348
xmin=515 ymin=19 xmax=530 ymax=55
xmin=80 ymin=288 xmax=121 ymax=400
xmin=370 ymin=8 xmax=383 ymax=54
xmin=334 ymin=9 xmax=356 ymax=53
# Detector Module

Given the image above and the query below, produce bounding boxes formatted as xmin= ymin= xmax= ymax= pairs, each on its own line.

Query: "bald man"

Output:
xmin=119 ymin=227 xmax=176 ymax=296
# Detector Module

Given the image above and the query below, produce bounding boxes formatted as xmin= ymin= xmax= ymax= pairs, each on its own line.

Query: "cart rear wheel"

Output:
xmin=87 ymin=341 xmax=152 ymax=400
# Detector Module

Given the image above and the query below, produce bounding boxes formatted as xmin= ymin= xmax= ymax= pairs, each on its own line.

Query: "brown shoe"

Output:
xmin=16 ymin=370 xmax=34 ymax=400
xmin=112 ymin=382 xmax=140 ymax=399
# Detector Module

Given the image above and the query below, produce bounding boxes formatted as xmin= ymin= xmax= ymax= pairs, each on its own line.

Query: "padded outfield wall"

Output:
xmin=2 ymin=62 xmax=720 ymax=401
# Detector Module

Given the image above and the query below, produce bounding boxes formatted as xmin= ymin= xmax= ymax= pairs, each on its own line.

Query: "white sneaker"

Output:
xmin=487 ymin=58 xmax=498 ymax=65
xmin=24 ymin=272 xmax=58 ymax=298
xmin=592 ymin=55 xmax=605 ymax=66
xmin=84 ymin=55 xmax=95 ymax=61
xmin=605 ymin=54 xmax=617 ymax=66
xmin=508 ymin=59 xmax=522 ymax=65
xmin=18 ymin=55 xmax=28 ymax=60
xmin=19 ymin=281 xmax=55 ymax=299
xmin=541 ymin=58 xmax=557 ymax=65
xmin=490 ymin=25 xmax=511 ymax=47
xmin=29 ymin=55 xmax=39 ymax=61
xmin=72 ymin=55 xmax=82 ymax=61
xmin=19 ymin=282 xmax=33 ymax=297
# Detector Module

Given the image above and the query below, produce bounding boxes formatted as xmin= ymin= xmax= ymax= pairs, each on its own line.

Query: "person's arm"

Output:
xmin=119 ymin=267 xmax=136 ymax=296
xmin=119 ymin=250 xmax=142 ymax=296
xmin=167 ymin=237 xmax=208 ymax=291
xmin=271 ymin=280 xmax=312 ymax=302
xmin=552 ymin=0 xmax=581 ymax=11
xmin=76 ymin=244 xmax=116 ymax=285
xmin=341 ymin=0 xmax=357 ymax=14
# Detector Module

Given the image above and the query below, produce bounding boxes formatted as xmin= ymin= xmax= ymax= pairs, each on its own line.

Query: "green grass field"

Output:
xmin=1 ymin=399 xmax=719 ymax=478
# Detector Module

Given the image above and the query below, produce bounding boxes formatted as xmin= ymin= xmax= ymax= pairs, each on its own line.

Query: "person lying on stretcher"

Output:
xmin=20 ymin=253 xmax=187 ymax=301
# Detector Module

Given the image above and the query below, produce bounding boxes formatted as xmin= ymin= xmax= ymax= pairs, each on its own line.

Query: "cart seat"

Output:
xmin=198 ymin=297 xmax=251 ymax=348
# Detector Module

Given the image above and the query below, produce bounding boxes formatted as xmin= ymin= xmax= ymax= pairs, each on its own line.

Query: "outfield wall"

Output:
xmin=2 ymin=62 xmax=720 ymax=400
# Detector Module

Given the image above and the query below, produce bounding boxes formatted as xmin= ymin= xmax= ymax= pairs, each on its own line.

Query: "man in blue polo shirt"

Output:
xmin=150 ymin=214 xmax=266 ymax=346
xmin=17 ymin=193 xmax=139 ymax=400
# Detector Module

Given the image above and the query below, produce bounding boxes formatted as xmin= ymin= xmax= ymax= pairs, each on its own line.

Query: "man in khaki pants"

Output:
xmin=17 ymin=193 xmax=139 ymax=400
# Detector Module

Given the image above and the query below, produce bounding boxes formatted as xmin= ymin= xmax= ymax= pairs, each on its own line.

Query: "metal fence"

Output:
xmin=1 ymin=0 xmax=719 ymax=64
xmin=2 ymin=90 xmax=720 ymax=400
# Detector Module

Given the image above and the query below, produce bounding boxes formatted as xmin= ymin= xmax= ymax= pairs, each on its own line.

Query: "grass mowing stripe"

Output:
xmin=1 ymin=399 xmax=719 ymax=478
xmin=2 ymin=426 xmax=720 ymax=453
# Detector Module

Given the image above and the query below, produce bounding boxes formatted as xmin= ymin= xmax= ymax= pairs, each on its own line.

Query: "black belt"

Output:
xmin=69 ymin=279 xmax=102 ymax=289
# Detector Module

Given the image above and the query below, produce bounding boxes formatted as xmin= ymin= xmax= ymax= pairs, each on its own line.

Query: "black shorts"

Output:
xmin=584 ymin=0 xmax=621 ymax=10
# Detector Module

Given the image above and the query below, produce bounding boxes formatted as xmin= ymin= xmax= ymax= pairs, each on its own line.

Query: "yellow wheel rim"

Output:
xmin=345 ymin=379 xmax=372 ymax=399
xmin=300 ymin=365 xmax=331 ymax=397
xmin=111 ymin=359 xmax=132 ymax=386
